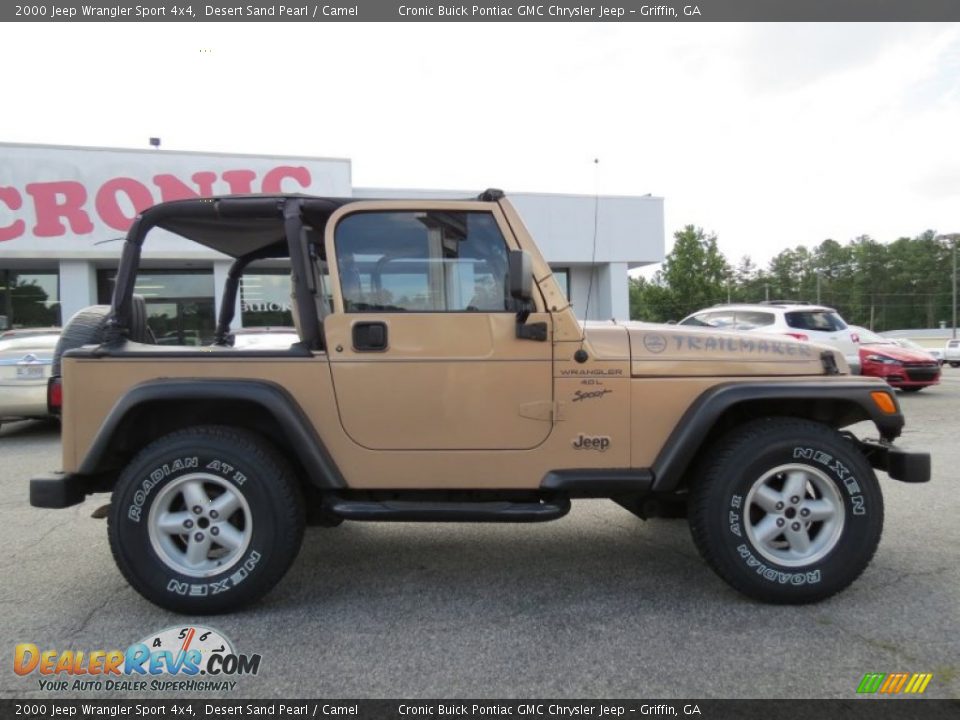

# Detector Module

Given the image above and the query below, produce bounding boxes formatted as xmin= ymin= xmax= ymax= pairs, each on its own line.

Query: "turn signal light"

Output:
xmin=47 ymin=377 xmax=63 ymax=415
xmin=870 ymin=391 xmax=897 ymax=415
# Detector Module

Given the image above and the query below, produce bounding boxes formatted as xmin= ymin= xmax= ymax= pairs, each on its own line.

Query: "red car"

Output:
xmin=856 ymin=328 xmax=940 ymax=392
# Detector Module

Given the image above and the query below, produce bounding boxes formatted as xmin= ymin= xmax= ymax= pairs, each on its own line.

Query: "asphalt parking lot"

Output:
xmin=1 ymin=376 xmax=958 ymax=701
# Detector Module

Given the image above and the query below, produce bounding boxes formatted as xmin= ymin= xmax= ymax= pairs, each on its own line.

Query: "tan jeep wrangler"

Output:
xmin=30 ymin=190 xmax=930 ymax=613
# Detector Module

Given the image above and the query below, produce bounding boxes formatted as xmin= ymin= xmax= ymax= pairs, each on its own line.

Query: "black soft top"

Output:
xmin=137 ymin=189 xmax=504 ymax=259
xmin=142 ymin=195 xmax=352 ymax=258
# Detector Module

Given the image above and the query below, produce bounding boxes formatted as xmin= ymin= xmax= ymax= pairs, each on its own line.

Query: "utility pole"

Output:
xmin=935 ymin=234 xmax=960 ymax=338
xmin=816 ymin=272 xmax=822 ymax=305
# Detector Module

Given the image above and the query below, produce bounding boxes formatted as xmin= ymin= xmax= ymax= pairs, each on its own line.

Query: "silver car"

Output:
xmin=0 ymin=332 xmax=60 ymax=429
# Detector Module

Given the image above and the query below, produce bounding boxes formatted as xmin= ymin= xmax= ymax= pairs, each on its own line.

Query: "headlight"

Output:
xmin=865 ymin=354 xmax=900 ymax=365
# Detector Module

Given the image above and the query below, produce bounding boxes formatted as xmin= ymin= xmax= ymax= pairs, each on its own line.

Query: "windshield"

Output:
xmin=680 ymin=309 xmax=775 ymax=329
xmin=856 ymin=328 xmax=894 ymax=344
xmin=785 ymin=310 xmax=848 ymax=332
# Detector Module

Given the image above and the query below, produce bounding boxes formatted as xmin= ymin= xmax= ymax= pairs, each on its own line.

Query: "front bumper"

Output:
xmin=857 ymin=439 xmax=931 ymax=483
xmin=30 ymin=472 xmax=88 ymax=508
xmin=862 ymin=363 xmax=940 ymax=388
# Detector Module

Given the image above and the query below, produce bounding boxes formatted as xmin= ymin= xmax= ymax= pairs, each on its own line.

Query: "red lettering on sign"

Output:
xmin=222 ymin=170 xmax=257 ymax=194
xmin=153 ymin=172 xmax=218 ymax=202
xmin=261 ymin=166 xmax=310 ymax=193
xmin=95 ymin=178 xmax=155 ymax=231
xmin=25 ymin=181 xmax=94 ymax=237
xmin=6 ymin=165 xmax=322 ymax=240
xmin=0 ymin=187 xmax=26 ymax=242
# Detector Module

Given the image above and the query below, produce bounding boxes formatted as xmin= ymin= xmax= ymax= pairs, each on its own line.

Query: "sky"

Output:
xmin=1 ymin=22 xmax=958 ymax=269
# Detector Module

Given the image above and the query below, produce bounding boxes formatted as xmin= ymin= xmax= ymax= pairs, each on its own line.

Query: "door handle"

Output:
xmin=352 ymin=321 xmax=388 ymax=352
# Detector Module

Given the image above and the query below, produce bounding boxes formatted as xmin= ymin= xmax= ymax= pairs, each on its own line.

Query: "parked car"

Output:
xmin=678 ymin=303 xmax=861 ymax=373
xmin=944 ymin=339 xmax=960 ymax=368
xmin=888 ymin=338 xmax=943 ymax=365
xmin=853 ymin=327 xmax=940 ymax=392
xmin=0 ymin=332 xmax=60 ymax=429
xmin=1 ymin=326 xmax=61 ymax=340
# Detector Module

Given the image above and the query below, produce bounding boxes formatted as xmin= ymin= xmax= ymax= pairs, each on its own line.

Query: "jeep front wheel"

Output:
xmin=689 ymin=417 xmax=883 ymax=604
xmin=107 ymin=426 xmax=305 ymax=614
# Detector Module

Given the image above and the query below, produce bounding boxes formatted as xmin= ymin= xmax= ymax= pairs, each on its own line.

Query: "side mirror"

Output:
xmin=508 ymin=250 xmax=533 ymax=303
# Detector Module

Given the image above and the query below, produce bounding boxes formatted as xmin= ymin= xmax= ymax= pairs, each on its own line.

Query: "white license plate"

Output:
xmin=16 ymin=365 xmax=44 ymax=379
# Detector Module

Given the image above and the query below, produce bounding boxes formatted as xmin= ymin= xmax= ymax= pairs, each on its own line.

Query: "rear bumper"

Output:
xmin=0 ymin=382 xmax=48 ymax=419
xmin=857 ymin=439 xmax=931 ymax=483
xmin=30 ymin=472 xmax=88 ymax=508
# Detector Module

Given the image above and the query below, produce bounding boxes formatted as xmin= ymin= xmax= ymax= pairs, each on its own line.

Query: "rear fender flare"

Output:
xmin=78 ymin=379 xmax=345 ymax=489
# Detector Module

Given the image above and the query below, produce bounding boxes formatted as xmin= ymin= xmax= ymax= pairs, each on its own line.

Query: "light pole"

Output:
xmin=939 ymin=234 xmax=960 ymax=339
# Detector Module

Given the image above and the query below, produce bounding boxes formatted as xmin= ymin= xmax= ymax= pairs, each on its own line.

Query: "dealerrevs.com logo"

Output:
xmin=14 ymin=626 xmax=261 ymax=692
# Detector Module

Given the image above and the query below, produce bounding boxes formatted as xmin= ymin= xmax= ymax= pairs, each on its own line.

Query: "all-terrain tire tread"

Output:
xmin=688 ymin=416 xmax=882 ymax=604
xmin=107 ymin=424 xmax=305 ymax=614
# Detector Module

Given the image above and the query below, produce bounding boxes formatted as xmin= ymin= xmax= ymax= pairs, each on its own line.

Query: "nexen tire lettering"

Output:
xmin=165 ymin=551 xmax=262 ymax=597
xmin=794 ymin=446 xmax=866 ymax=514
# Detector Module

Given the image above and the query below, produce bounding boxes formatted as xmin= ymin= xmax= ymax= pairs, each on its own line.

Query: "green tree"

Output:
xmin=631 ymin=225 xmax=731 ymax=321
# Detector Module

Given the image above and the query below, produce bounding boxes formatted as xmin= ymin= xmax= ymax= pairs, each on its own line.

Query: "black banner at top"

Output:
xmin=3 ymin=0 xmax=960 ymax=22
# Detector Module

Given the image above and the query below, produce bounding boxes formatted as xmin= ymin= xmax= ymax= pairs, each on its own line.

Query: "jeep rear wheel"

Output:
xmin=689 ymin=417 xmax=883 ymax=604
xmin=107 ymin=426 xmax=305 ymax=614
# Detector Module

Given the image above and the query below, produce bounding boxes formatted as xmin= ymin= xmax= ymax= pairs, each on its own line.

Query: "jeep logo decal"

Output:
xmin=643 ymin=334 xmax=667 ymax=354
xmin=572 ymin=434 xmax=611 ymax=451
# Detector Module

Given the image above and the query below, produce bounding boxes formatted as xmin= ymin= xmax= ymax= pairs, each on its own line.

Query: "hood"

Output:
xmin=605 ymin=322 xmax=843 ymax=377
xmin=860 ymin=343 xmax=937 ymax=363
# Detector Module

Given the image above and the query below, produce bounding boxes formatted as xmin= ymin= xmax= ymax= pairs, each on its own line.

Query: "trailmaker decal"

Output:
xmin=638 ymin=333 xmax=813 ymax=357
xmin=13 ymin=625 xmax=261 ymax=692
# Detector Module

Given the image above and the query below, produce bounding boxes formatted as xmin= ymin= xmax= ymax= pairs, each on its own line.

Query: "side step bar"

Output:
xmin=328 ymin=497 xmax=571 ymax=523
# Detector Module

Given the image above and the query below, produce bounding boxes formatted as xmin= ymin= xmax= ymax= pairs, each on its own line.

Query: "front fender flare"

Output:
xmin=650 ymin=381 xmax=904 ymax=492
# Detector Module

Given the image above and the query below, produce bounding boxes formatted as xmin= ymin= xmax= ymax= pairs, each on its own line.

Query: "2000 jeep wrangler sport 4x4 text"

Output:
xmin=30 ymin=190 xmax=930 ymax=613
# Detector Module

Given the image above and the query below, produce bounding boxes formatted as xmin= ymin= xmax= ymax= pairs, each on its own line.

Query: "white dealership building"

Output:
xmin=0 ymin=142 xmax=664 ymax=339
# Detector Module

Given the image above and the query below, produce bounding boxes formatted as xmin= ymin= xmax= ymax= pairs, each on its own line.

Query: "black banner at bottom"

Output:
xmin=2 ymin=700 xmax=958 ymax=720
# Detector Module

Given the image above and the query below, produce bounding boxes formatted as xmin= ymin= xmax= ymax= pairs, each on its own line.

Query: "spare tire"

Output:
xmin=52 ymin=296 xmax=154 ymax=376
xmin=52 ymin=305 xmax=112 ymax=377
xmin=128 ymin=295 xmax=152 ymax=344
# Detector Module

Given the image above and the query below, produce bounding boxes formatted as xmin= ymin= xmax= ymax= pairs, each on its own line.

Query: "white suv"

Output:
xmin=944 ymin=339 xmax=960 ymax=367
xmin=678 ymin=303 xmax=861 ymax=373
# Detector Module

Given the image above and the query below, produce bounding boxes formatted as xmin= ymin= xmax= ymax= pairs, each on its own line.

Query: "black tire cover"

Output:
xmin=52 ymin=305 xmax=111 ymax=377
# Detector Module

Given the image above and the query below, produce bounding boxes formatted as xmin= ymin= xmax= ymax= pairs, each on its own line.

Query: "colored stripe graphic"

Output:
xmin=858 ymin=672 xmax=932 ymax=694
xmin=913 ymin=674 xmax=933 ymax=694
xmin=882 ymin=672 xmax=910 ymax=693
xmin=857 ymin=673 xmax=885 ymax=693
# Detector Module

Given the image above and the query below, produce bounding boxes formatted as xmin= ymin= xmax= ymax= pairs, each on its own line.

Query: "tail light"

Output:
xmin=47 ymin=376 xmax=62 ymax=415
xmin=784 ymin=332 xmax=809 ymax=341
